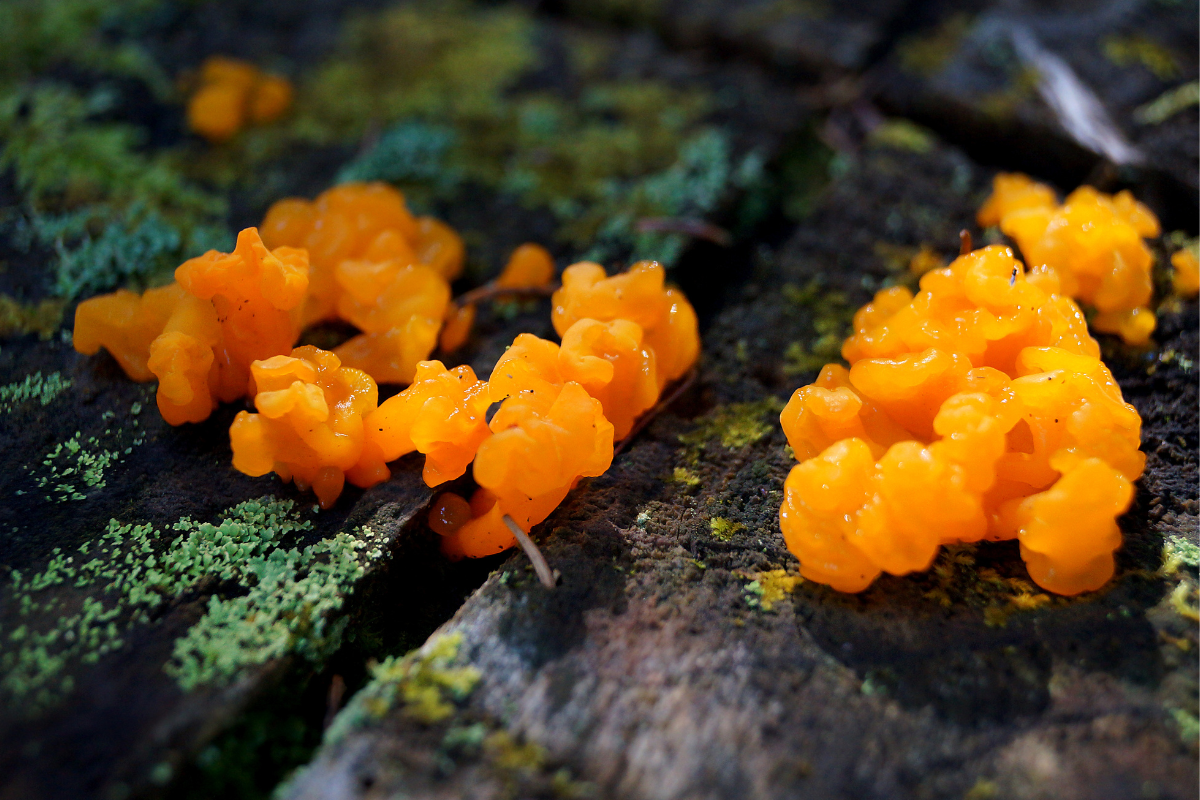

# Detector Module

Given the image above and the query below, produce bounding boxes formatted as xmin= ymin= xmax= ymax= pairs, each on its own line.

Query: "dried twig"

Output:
xmin=454 ymin=282 xmax=558 ymax=308
xmin=503 ymin=514 xmax=556 ymax=588
xmin=959 ymin=229 xmax=972 ymax=256
xmin=636 ymin=218 xmax=732 ymax=247
xmin=613 ymin=366 xmax=698 ymax=457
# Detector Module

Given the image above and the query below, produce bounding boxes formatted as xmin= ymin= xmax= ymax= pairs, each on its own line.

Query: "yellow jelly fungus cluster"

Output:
xmin=779 ymin=245 xmax=1144 ymax=596
xmin=75 ymin=184 xmax=552 ymax=430
xmin=978 ymin=173 xmax=1162 ymax=345
xmin=229 ymin=346 xmax=381 ymax=510
xmin=74 ymin=228 xmax=309 ymax=424
xmin=412 ymin=260 xmax=699 ymax=558
xmin=186 ymin=56 xmax=293 ymax=143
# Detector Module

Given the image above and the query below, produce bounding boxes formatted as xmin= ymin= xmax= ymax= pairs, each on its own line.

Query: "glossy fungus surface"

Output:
xmin=230 ymin=346 xmax=383 ymax=509
xmin=779 ymin=246 xmax=1144 ymax=595
xmin=978 ymin=173 xmax=1161 ymax=345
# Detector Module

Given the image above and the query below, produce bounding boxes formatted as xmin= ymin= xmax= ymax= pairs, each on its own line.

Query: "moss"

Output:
xmin=483 ymin=729 xmax=546 ymax=774
xmin=897 ymin=14 xmax=972 ymax=77
xmin=0 ymin=370 xmax=71 ymax=412
xmin=226 ymin=1 xmax=741 ymax=267
xmin=743 ymin=569 xmax=801 ymax=611
xmin=679 ymin=397 xmax=785 ymax=457
xmin=867 ymin=120 xmax=935 ymax=154
xmin=1168 ymin=707 xmax=1200 ymax=745
xmin=709 ymin=517 xmax=745 ymax=542
xmin=0 ymin=0 xmax=227 ymax=300
xmin=1102 ymin=35 xmax=1180 ymax=80
xmin=0 ymin=295 xmax=65 ymax=339
xmin=964 ymin=779 xmax=1000 ymax=800
xmin=1135 ymin=80 xmax=1199 ymax=125
xmin=322 ymin=632 xmax=481 ymax=745
xmin=977 ymin=67 xmax=1041 ymax=121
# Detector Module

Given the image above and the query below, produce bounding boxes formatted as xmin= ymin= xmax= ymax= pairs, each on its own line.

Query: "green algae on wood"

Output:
xmin=1 ymin=497 xmax=394 ymax=711
xmin=0 ymin=371 xmax=71 ymax=413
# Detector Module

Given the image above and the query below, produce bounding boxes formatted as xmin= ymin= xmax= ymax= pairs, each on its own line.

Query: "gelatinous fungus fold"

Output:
xmin=779 ymin=245 xmax=1144 ymax=596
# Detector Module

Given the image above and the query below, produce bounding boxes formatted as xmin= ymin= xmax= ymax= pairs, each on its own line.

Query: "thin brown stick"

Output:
xmin=613 ymin=366 xmax=698 ymax=457
xmin=959 ymin=229 xmax=973 ymax=256
xmin=455 ymin=282 xmax=558 ymax=308
xmin=503 ymin=514 xmax=556 ymax=588
xmin=636 ymin=217 xmax=732 ymax=247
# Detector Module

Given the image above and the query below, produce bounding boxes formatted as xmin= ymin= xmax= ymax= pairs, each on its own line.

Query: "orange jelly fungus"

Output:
xmin=261 ymin=182 xmax=462 ymax=325
xmin=551 ymin=260 xmax=700 ymax=386
xmin=431 ymin=258 xmax=703 ymax=559
xmin=439 ymin=303 xmax=476 ymax=353
xmin=229 ymin=346 xmax=384 ymax=509
xmin=1171 ymin=248 xmax=1200 ymax=297
xmin=260 ymin=183 xmax=463 ymax=381
xmin=978 ymin=173 xmax=1161 ymax=345
xmin=496 ymin=243 xmax=555 ymax=290
xmin=439 ymin=378 xmax=614 ymax=560
xmin=74 ymin=228 xmax=310 ymax=425
xmin=779 ymin=245 xmax=1145 ymax=596
xmin=365 ymin=360 xmax=491 ymax=487
xmin=186 ymin=56 xmax=293 ymax=143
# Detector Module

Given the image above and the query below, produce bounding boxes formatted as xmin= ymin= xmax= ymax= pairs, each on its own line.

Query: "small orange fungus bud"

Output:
xmin=496 ymin=243 xmax=554 ymax=289
xmin=552 ymin=260 xmax=699 ymax=385
xmin=978 ymin=173 xmax=1161 ymax=345
xmin=186 ymin=57 xmax=292 ymax=142
xmin=430 ymin=492 xmax=474 ymax=536
xmin=780 ymin=245 xmax=1144 ymax=596
xmin=1171 ymin=247 xmax=1200 ymax=297
xmin=230 ymin=346 xmax=383 ymax=509
xmin=74 ymin=228 xmax=309 ymax=425
xmin=439 ymin=303 xmax=475 ymax=353
xmin=366 ymin=361 xmax=491 ymax=487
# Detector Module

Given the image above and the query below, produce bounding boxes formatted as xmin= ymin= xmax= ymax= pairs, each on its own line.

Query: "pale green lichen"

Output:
xmin=167 ymin=525 xmax=390 ymax=691
xmin=323 ymin=632 xmax=481 ymax=745
xmin=1161 ymin=536 xmax=1200 ymax=576
xmin=0 ymin=370 xmax=71 ymax=412
xmin=2 ymin=497 xmax=390 ymax=710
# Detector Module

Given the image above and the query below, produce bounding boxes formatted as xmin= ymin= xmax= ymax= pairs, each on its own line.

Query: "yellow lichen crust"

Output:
xmin=779 ymin=246 xmax=1145 ymax=596
xmin=978 ymin=173 xmax=1161 ymax=345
